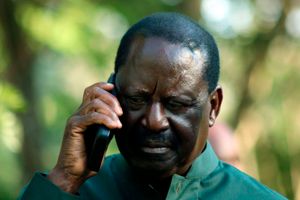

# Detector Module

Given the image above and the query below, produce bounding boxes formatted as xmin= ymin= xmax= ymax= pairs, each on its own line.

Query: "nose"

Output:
xmin=141 ymin=102 xmax=169 ymax=132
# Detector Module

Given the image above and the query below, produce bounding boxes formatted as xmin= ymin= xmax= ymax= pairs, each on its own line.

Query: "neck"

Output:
xmin=133 ymin=170 xmax=172 ymax=199
xmin=147 ymin=177 xmax=172 ymax=199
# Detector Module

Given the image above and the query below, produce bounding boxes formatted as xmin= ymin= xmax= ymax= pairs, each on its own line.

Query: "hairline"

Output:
xmin=114 ymin=13 xmax=219 ymax=93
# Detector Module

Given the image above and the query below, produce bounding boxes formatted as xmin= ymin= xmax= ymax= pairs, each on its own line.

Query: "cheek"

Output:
xmin=192 ymin=105 xmax=211 ymax=153
xmin=119 ymin=106 xmax=146 ymax=134
xmin=170 ymin=110 xmax=203 ymax=150
xmin=121 ymin=110 xmax=142 ymax=125
xmin=170 ymin=108 xmax=209 ymax=166
xmin=115 ymin=109 xmax=141 ymax=151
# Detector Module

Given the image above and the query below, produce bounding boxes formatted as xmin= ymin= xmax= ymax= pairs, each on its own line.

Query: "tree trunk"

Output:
xmin=0 ymin=0 xmax=43 ymax=182
xmin=177 ymin=0 xmax=201 ymax=20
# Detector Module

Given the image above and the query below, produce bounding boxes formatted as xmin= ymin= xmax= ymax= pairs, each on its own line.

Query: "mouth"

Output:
xmin=141 ymin=146 xmax=170 ymax=154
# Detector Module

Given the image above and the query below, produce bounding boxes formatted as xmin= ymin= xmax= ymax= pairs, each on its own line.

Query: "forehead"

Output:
xmin=116 ymin=37 xmax=208 ymax=97
xmin=127 ymin=37 xmax=205 ymax=72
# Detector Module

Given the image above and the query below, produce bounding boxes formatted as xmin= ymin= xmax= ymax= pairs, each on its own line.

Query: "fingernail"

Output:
xmin=118 ymin=120 xmax=122 ymax=128
xmin=117 ymin=108 xmax=123 ymax=116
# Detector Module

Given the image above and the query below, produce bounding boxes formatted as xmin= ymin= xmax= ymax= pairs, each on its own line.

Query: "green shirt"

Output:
xmin=19 ymin=144 xmax=287 ymax=200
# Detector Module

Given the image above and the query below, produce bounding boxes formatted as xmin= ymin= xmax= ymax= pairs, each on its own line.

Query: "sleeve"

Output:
xmin=18 ymin=172 xmax=81 ymax=200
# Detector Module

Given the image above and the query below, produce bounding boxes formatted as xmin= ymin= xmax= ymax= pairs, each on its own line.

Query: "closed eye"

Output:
xmin=124 ymin=95 xmax=148 ymax=110
xmin=165 ymin=100 xmax=190 ymax=111
xmin=127 ymin=96 xmax=146 ymax=104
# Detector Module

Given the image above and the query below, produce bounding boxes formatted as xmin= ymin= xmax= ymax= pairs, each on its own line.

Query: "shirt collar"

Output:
xmin=179 ymin=142 xmax=219 ymax=180
xmin=115 ymin=141 xmax=219 ymax=180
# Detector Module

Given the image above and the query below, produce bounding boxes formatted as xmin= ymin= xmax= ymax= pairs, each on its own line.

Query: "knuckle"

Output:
xmin=89 ymin=112 xmax=110 ymax=125
xmin=92 ymin=86 xmax=98 ymax=94
xmin=90 ymin=112 xmax=99 ymax=120
xmin=68 ymin=115 xmax=79 ymax=126
xmin=91 ymin=98 xmax=102 ymax=106
xmin=92 ymin=87 xmax=105 ymax=98
xmin=91 ymin=99 xmax=106 ymax=113
xmin=98 ymin=82 xmax=106 ymax=87
xmin=109 ymin=94 xmax=118 ymax=104
xmin=83 ymin=87 xmax=90 ymax=96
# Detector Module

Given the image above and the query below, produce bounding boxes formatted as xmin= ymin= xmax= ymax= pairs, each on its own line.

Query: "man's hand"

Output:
xmin=47 ymin=82 xmax=123 ymax=194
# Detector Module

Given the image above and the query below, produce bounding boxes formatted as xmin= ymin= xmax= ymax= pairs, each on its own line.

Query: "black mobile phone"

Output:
xmin=84 ymin=74 xmax=116 ymax=172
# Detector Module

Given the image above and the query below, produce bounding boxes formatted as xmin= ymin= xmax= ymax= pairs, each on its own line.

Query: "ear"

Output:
xmin=208 ymin=85 xmax=223 ymax=127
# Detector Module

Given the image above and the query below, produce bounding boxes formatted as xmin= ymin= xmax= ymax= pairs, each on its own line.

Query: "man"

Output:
xmin=20 ymin=12 xmax=286 ymax=199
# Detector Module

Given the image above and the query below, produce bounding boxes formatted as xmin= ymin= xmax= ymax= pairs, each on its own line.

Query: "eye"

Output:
xmin=125 ymin=96 xmax=147 ymax=110
xmin=127 ymin=96 xmax=145 ymax=104
xmin=165 ymin=100 xmax=188 ymax=111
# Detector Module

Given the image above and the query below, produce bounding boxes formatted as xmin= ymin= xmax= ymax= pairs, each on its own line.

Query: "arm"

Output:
xmin=19 ymin=82 xmax=123 ymax=198
xmin=19 ymin=172 xmax=80 ymax=200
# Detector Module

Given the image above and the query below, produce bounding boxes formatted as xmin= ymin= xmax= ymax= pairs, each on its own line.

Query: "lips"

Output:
xmin=129 ymin=126 xmax=175 ymax=155
xmin=141 ymin=146 xmax=170 ymax=154
xmin=139 ymin=139 xmax=173 ymax=154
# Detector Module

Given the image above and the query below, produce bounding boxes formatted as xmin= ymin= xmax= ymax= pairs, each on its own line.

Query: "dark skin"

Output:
xmin=47 ymin=37 xmax=223 ymax=198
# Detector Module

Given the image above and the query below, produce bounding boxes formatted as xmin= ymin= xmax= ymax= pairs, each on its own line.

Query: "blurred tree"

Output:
xmin=0 ymin=0 xmax=299 ymax=199
xmin=227 ymin=1 xmax=294 ymax=198
xmin=0 ymin=0 xmax=43 ymax=182
xmin=198 ymin=0 xmax=299 ymax=199
xmin=177 ymin=0 xmax=201 ymax=19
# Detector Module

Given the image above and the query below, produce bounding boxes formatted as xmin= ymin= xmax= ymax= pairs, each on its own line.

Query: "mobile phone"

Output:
xmin=84 ymin=74 xmax=116 ymax=172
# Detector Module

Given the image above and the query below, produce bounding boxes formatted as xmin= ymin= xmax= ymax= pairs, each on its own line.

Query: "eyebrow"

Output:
xmin=123 ymin=89 xmax=151 ymax=96
xmin=167 ymin=96 xmax=205 ymax=106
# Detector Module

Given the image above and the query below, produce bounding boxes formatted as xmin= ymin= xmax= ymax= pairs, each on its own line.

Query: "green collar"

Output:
xmin=185 ymin=142 xmax=219 ymax=179
xmin=168 ymin=142 xmax=219 ymax=182
xmin=165 ymin=143 xmax=219 ymax=199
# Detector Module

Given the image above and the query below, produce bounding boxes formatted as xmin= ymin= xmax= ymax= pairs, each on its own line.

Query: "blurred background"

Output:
xmin=0 ymin=0 xmax=299 ymax=199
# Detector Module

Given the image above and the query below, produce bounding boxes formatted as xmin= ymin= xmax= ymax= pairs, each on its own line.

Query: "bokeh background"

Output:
xmin=0 ymin=0 xmax=299 ymax=199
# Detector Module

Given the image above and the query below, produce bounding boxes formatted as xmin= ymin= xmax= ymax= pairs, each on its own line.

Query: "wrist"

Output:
xmin=47 ymin=167 xmax=85 ymax=194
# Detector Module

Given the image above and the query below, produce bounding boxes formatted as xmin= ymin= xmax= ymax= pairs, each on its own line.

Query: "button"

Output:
xmin=176 ymin=181 xmax=182 ymax=194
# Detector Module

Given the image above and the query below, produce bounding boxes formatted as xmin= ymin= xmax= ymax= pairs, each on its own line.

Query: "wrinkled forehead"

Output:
xmin=125 ymin=37 xmax=207 ymax=79
xmin=116 ymin=37 xmax=209 ymax=98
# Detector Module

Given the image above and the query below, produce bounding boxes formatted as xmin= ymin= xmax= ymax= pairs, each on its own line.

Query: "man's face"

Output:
xmin=114 ymin=37 xmax=220 ymax=178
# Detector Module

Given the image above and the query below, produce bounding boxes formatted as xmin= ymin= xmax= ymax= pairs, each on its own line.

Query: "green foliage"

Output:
xmin=0 ymin=0 xmax=300 ymax=199
xmin=0 ymin=82 xmax=26 ymax=112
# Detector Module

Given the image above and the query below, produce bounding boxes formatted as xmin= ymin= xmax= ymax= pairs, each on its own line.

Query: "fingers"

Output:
xmin=52 ymin=81 xmax=121 ymax=187
xmin=71 ymin=82 xmax=123 ymax=132
xmin=82 ymin=82 xmax=122 ymax=116
xmin=78 ymin=98 xmax=122 ymax=128
xmin=69 ymin=112 xmax=121 ymax=132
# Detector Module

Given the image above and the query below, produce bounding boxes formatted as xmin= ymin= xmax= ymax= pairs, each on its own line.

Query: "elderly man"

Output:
xmin=20 ymin=12 xmax=286 ymax=199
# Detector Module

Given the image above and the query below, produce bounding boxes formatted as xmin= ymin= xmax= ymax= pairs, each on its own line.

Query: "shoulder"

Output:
xmin=102 ymin=154 xmax=123 ymax=169
xmin=88 ymin=153 xmax=125 ymax=182
xmin=79 ymin=154 xmax=125 ymax=199
xmin=204 ymin=161 xmax=287 ymax=200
